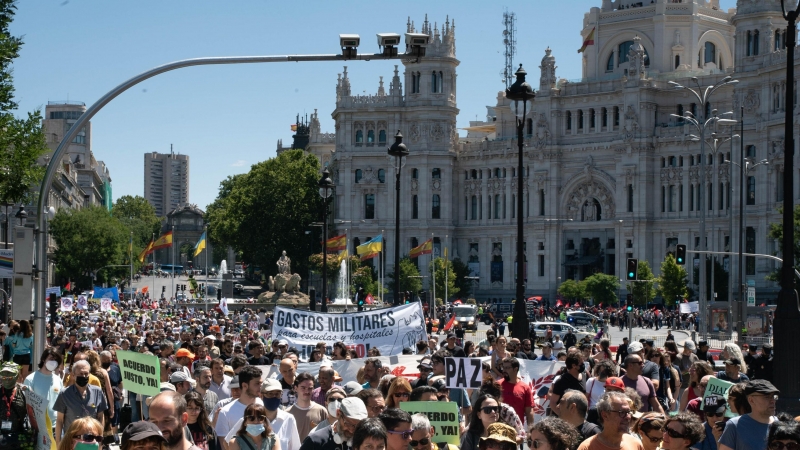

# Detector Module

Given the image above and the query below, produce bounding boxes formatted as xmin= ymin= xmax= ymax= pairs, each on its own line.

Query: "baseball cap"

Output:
xmin=343 ymin=381 xmax=363 ymax=396
xmin=645 ymin=339 xmax=655 ymax=347
xmin=703 ymin=395 xmax=727 ymax=415
xmin=447 ymin=332 xmax=456 ymax=339
xmin=604 ymin=377 xmax=625 ymax=392
xmin=229 ymin=375 xmax=240 ymax=389
xmin=325 ymin=386 xmax=347 ymax=399
xmin=340 ymin=397 xmax=369 ymax=420
xmin=169 ymin=371 xmax=190 ymax=383
xmin=744 ymin=380 xmax=780 ymax=396
xmin=122 ymin=421 xmax=167 ymax=443
xmin=684 ymin=340 xmax=696 ymax=351
xmin=724 ymin=358 xmax=741 ymax=366
xmin=261 ymin=378 xmax=281 ymax=393
xmin=627 ymin=342 xmax=644 ymax=353
xmin=175 ymin=348 xmax=195 ymax=359
xmin=417 ymin=357 xmax=433 ymax=370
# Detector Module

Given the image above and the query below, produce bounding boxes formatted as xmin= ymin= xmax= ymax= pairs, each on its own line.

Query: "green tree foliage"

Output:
xmin=112 ymin=195 xmax=161 ymax=246
xmin=49 ymin=206 xmax=129 ymax=288
xmin=659 ymin=254 xmax=688 ymax=306
xmin=767 ymin=205 xmax=800 ymax=281
xmin=431 ymin=257 xmax=459 ymax=301
xmin=449 ymin=258 xmax=472 ymax=299
xmin=583 ymin=273 xmax=620 ymax=305
xmin=0 ymin=0 xmax=48 ymax=205
xmin=206 ymin=150 xmax=319 ymax=279
xmin=308 ymin=252 xmax=342 ymax=281
xmin=558 ymin=279 xmax=587 ymax=301
xmin=626 ymin=260 xmax=657 ymax=305
xmin=349 ymin=256 xmax=378 ymax=298
xmin=386 ymin=258 xmax=422 ymax=295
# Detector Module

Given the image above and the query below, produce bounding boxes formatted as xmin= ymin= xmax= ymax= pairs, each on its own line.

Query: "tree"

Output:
xmin=583 ymin=273 xmax=620 ymax=305
xmin=349 ymin=256 xmax=378 ymax=299
xmin=0 ymin=0 xmax=48 ymax=205
xmin=111 ymin=195 xmax=161 ymax=247
xmin=626 ymin=260 xmax=657 ymax=305
xmin=431 ymin=257 xmax=459 ymax=301
xmin=307 ymin=252 xmax=340 ymax=281
xmin=206 ymin=150 xmax=319 ymax=279
xmin=558 ymin=279 xmax=587 ymax=302
xmin=449 ymin=258 xmax=472 ymax=299
xmin=660 ymin=254 xmax=688 ymax=306
xmin=386 ymin=258 xmax=422 ymax=295
xmin=49 ymin=206 xmax=129 ymax=288
xmin=767 ymin=204 xmax=800 ymax=281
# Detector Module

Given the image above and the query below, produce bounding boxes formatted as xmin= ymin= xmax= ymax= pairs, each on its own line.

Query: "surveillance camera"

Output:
xmin=339 ymin=34 xmax=360 ymax=49
xmin=377 ymin=33 xmax=401 ymax=47
xmin=405 ymin=33 xmax=429 ymax=48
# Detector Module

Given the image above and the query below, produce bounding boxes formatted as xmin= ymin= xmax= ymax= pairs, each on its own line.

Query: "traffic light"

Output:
xmin=676 ymin=244 xmax=686 ymax=265
xmin=217 ymin=289 xmax=222 ymax=301
xmin=162 ymin=286 xmax=166 ymax=293
xmin=626 ymin=293 xmax=633 ymax=304
xmin=626 ymin=258 xmax=638 ymax=281
xmin=627 ymin=305 xmax=633 ymax=312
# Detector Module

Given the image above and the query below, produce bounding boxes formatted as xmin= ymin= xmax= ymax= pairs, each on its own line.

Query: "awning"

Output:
xmin=564 ymin=255 xmax=602 ymax=267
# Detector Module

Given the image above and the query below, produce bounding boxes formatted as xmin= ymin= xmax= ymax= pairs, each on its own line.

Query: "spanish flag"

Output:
xmin=409 ymin=239 xmax=433 ymax=259
xmin=325 ymin=235 xmax=347 ymax=252
xmin=138 ymin=239 xmax=154 ymax=263
xmin=578 ymin=27 xmax=595 ymax=53
xmin=194 ymin=231 xmax=207 ymax=257
xmin=291 ymin=124 xmax=298 ymax=131
xmin=151 ymin=230 xmax=173 ymax=251
xmin=336 ymin=250 xmax=349 ymax=265
xmin=356 ymin=234 xmax=383 ymax=256
xmin=360 ymin=252 xmax=379 ymax=262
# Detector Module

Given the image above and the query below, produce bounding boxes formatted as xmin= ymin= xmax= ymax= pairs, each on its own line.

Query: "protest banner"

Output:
xmin=703 ymin=377 xmax=735 ymax=418
xmin=0 ymin=249 xmax=11 ymax=279
xmin=100 ymin=298 xmax=112 ymax=312
xmin=93 ymin=286 xmax=119 ymax=302
xmin=444 ymin=357 xmax=482 ymax=389
xmin=26 ymin=388 xmax=57 ymax=450
xmin=400 ymin=401 xmax=460 ymax=447
xmin=60 ymin=297 xmax=73 ymax=311
xmin=45 ymin=286 xmax=60 ymax=298
xmin=117 ymin=350 xmax=161 ymax=396
xmin=76 ymin=295 xmax=88 ymax=310
xmin=271 ymin=303 xmax=427 ymax=359
xmin=680 ymin=301 xmax=700 ymax=314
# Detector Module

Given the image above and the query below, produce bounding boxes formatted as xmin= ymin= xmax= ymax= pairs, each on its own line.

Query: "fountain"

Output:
xmin=256 ymin=250 xmax=309 ymax=306
xmin=333 ymin=258 xmax=350 ymax=305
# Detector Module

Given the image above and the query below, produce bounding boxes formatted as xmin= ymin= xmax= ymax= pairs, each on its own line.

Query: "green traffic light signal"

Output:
xmin=628 ymin=271 xmax=635 ymax=278
xmin=627 ymin=305 xmax=633 ymax=312
xmin=676 ymin=244 xmax=686 ymax=265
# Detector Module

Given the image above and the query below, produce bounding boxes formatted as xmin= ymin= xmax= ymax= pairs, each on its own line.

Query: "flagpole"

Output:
xmin=129 ymin=232 xmax=133 ymax=303
xmin=151 ymin=232 xmax=155 ymax=304
xmin=381 ymin=229 xmax=384 ymax=304
xmin=204 ymin=226 xmax=208 ymax=313
xmin=445 ymin=234 xmax=448 ymax=306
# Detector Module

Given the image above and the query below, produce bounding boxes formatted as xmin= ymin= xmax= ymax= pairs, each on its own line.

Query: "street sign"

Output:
xmin=747 ymin=287 xmax=756 ymax=306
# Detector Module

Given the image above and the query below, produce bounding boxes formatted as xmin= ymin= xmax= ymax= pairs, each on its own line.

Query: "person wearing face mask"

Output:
xmin=24 ymin=347 xmax=65 ymax=427
xmin=227 ymin=404 xmax=278 ymax=450
xmin=224 ymin=378 xmax=301 ymax=450
xmin=54 ymin=360 xmax=108 ymax=447
xmin=299 ymin=397 xmax=368 ymax=450
xmin=0 ymin=362 xmax=30 ymax=445
xmin=312 ymin=386 xmax=346 ymax=433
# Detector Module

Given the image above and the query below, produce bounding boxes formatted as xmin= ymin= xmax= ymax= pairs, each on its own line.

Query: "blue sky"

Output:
xmin=11 ymin=0 xmax=737 ymax=210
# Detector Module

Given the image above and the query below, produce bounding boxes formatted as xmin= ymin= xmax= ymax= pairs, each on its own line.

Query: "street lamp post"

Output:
xmin=776 ymin=0 xmax=800 ymax=413
xmin=388 ymin=131 xmax=409 ymax=306
xmin=506 ymin=64 xmax=535 ymax=340
xmin=318 ymin=168 xmax=334 ymax=313
xmin=669 ymin=76 xmax=738 ymax=334
xmin=2 ymin=202 xmax=11 ymax=324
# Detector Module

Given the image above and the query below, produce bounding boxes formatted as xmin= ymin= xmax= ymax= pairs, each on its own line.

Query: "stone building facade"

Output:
xmin=306 ymin=1 xmax=793 ymax=307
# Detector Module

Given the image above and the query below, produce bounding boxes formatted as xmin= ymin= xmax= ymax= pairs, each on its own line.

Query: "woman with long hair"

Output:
xmin=331 ymin=342 xmax=350 ymax=361
xmin=384 ymin=377 xmax=413 ymax=409
xmin=7 ymin=319 xmax=33 ymax=379
xmin=586 ymin=359 xmax=617 ymax=409
xmin=679 ymin=361 xmax=714 ymax=412
xmin=227 ymin=404 xmax=278 ymax=450
xmin=721 ymin=343 xmax=748 ymax=375
xmin=57 ymin=416 xmax=104 ymax=450
xmin=649 ymin=349 xmax=675 ymax=411
xmin=85 ymin=350 xmax=116 ymax=441
xmin=592 ymin=338 xmax=613 ymax=363
xmin=461 ymin=394 xmax=501 ymax=450
xmin=476 ymin=378 xmax=525 ymax=444
xmin=186 ymin=391 xmax=218 ymax=450
xmin=489 ymin=336 xmax=508 ymax=379
xmin=464 ymin=340 xmax=475 ymax=357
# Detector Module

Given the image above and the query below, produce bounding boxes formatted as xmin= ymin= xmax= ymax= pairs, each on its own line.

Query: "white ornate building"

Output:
xmin=305 ymin=0 xmax=794 ymax=310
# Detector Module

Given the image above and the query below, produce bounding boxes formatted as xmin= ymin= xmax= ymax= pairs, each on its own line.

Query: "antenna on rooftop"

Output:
xmin=501 ymin=9 xmax=516 ymax=88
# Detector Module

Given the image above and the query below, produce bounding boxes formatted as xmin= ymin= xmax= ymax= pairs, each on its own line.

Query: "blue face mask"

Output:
xmin=263 ymin=396 xmax=281 ymax=411
xmin=246 ymin=424 xmax=265 ymax=436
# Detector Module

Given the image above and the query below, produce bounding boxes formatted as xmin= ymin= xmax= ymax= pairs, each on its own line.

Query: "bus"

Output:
xmin=160 ymin=264 xmax=184 ymax=274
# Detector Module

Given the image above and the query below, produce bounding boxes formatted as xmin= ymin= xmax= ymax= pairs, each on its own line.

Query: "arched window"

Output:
xmin=412 ymin=195 xmax=419 ymax=219
xmin=432 ymin=168 xmax=441 ymax=179
xmin=355 ymin=130 xmax=363 ymax=144
xmin=431 ymin=71 xmax=438 ymax=93
xmin=471 ymin=169 xmax=478 ymax=179
xmin=494 ymin=168 xmax=501 ymax=178
xmin=704 ymin=42 xmax=716 ymax=64
xmin=432 ymin=195 xmax=441 ymax=219
xmin=471 ymin=196 xmax=478 ymax=220
xmin=747 ymin=31 xmax=753 ymax=56
xmin=606 ymin=52 xmax=614 ymax=72
xmin=617 ymin=40 xmax=649 ymax=67
xmin=367 ymin=130 xmax=375 ymax=143
xmin=566 ymin=111 xmax=572 ymax=130
xmin=378 ymin=130 xmax=387 ymax=143
xmin=438 ymin=71 xmax=443 ymax=91
xmin=675 ymin=55 xmax=680 ymax=69
xmin=378 ymin=169 xmax=385 ymax=183
xmin=601 ymin=107 xmax=608 ymax=127
xmin=355 ymin=169 xmax=362 ymax=183
xmin=412 ymin=168 xmax=419 ymax=179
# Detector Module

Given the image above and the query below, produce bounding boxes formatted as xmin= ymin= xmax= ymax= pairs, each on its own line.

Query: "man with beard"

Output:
xmin=498 ymin=356 xmax=535 ymax=431
xmin=193 ymin=365 xmax=219 ymax=416
xmin=299 ymin=397 xmax=368 ymax=450
xmin=361 ymin=357 xmax=383 ymax=389
xmin=54 ymin=360 xmax=108 ymax=447
xmin=148 ymin=391 xmax=202 ymax=450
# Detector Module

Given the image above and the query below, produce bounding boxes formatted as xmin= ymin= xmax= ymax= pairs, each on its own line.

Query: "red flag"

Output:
xmin=565 ymin=302 xmax=571 ymax=308
xmin=365 ymin=293 xmax=374 ymax=305
xmin=64 ymin=281 xmax=71 ymax=291
xmin=556 ymin=299 xmax=563 ymax=307
xmin=443 ymin=315 xmax=457 ymax=331
xmin=575 ymin=302 xmax=581 ymax=307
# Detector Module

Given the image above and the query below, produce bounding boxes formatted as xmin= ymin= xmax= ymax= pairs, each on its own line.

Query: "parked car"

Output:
xmin=530 ymin=321 xmax=593 ymax=342
xmin=566 ymin=311 xmax=602 ymax=326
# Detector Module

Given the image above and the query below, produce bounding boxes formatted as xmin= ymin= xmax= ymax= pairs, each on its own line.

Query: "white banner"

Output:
xmin=271 ymin=303 xmax=427 ymax=360
xmin=100 ymin=298 xmax=112 ymax=312
xmin=680 ymin=301 xmax=699 ymax=314
xmin=445 ymin=357 xmax=482 ymax=389
xmin=0 ymin=249 xmax=11 ymax=279
xmin=61 ymin=297 xmax=74 ymax=311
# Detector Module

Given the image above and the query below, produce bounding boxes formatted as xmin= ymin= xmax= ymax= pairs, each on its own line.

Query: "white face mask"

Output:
xmin=327 ymin=399 xmax=341 ymax=416
xmin=45 ymin=360 xmax=58 ymax=372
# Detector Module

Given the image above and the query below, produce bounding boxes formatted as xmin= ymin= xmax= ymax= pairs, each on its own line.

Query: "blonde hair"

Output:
xmin=57 ymin=417 xmax=103 ymax=450
xmin=722 ymin=343 xmax=748 ymax=374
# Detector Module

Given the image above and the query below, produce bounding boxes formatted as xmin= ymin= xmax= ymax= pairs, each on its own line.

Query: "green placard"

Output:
xmin=703 ymin=377 xmax=735 ymax=418
xmin=400 ymin=401 xmax=460 ymax=447
xmin=117 ymin=350 xmax=161 ymax=396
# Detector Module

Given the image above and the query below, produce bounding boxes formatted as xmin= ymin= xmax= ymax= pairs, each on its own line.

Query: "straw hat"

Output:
xmin=479 ymin=423 xmax=517 ymax=447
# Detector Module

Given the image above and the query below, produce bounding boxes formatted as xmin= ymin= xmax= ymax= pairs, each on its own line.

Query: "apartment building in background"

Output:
xmin=144 ymin=150 xmax=190 ymax=217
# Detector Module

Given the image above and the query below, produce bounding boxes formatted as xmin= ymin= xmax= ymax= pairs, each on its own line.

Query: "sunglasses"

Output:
xmin=481 ymin=406 xmax=499 ymax=414
xmin=770 ymin=443 xmax=800 ymax=450
xmin=645 ymin=434 xmax=662 ymax=443
xmin=393 ymin=392 xmax=410 ymax=398
xmin=245 ymin=415 xmax=266 ymax=421
xmin=663 ymin=427 xmax=687 ymax=439
xmin=386 ymin=429 xmax=414 ymax=439
xmin=410 ymin=438 xmax=430 ymax=447
xmin=609 ymin=409 xmax=633 ymax=418
xmin=528 ymin=439 xmax=545 ymax=449
xmin=74 ymin=434 xmax=104 ymax=443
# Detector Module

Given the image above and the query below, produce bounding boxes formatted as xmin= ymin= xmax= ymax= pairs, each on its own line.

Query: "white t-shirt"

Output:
xmin=214 ymin=398 xmax=264 ymax=439
xmin=585 ymin=377 xmax=606 ymax=408
xmin=225 ymin=409 xmax=301 ymax=450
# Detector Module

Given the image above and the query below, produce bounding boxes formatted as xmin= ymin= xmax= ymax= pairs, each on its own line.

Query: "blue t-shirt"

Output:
xmin=692 ymin=422 xmax=717 ymax=450
xmin=8 ymin=333 xmax=33 ymax=356
xmin=718 ymin=414 xmax=773 ymax=450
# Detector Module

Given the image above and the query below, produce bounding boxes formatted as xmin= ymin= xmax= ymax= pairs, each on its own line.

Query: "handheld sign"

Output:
xmin=117 ymin=350 xmax=161 ymax=396
xmin=444 ymin=357 xmax=483 ymax=389
xmin=400 ymin=401 xmax=460 ymax=447
xmin=703 ymin=377 xmax=735 ymax=418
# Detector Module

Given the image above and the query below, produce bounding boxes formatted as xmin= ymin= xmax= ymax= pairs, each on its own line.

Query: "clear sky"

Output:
xmin=11 ymin=0 xmax=737 ymax=211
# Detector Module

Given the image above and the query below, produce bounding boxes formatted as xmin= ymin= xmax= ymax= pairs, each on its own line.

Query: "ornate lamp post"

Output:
xmin=505 ymin=65 xmax=535 ymax=340
xmin=318 ymin=168 xmax=334 ymax=313
xmin=388 ymin=131 xmax=409 ymax=306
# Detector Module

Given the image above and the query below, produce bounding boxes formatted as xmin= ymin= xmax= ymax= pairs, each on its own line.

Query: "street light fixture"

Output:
xmin=668 ymin=76 xmax=738 ymax=334
xmin=388 ymin=131 xmax=409 ymax=306
xmin=15 ymin=205 xmax=27 ymax=226
xmin=318 ymin=168 xmax=335 ymax=313
xmin=505 ymin=64 xmax=535 ymax=340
